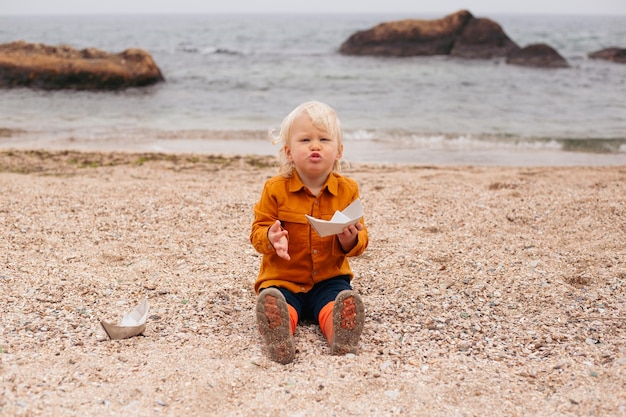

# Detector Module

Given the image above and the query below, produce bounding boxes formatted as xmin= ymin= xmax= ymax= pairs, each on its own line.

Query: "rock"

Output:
xmin=506 ymin=43 xmax=570 ymax=68
xmin=0 ymin=40 xmax=165 ymax=90
xmin=588 ymin=47 xmax=626 ymax=64
xmin=339 ymin=10 xmax=473 ymax=56
xmin=450 ymin=17 xmax=520 ymax=58
xmin=339 ymin=10 xmax=519 ymax=59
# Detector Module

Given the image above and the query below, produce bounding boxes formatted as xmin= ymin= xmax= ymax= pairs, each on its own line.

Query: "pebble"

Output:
xmin=384 ymin=390 xmax=400 ymax=399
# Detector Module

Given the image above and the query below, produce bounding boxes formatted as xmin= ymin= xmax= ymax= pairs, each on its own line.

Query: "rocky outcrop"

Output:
xmin=339 ymin=10 xmax=473 ymax=56
xmin=588 ymin=47 xmax=626 ymax=64
xmin=338 ymin=10 xmax=580 ymax=68
xmin=339 ymin=10 xmax=519 ymax=58
xmin=0 ymin=40 xmax=165 ymax=90
xmin=506 ymin=44 xmax=569 ymax=68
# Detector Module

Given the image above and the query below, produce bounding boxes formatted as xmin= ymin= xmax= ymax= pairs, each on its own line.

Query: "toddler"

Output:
xmin=250 ymin=101 xmax=368 ymax=364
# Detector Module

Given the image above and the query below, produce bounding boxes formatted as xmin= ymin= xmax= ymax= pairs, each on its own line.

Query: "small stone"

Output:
xmin=384 ymin=390 xmax=400 ymax=399
xmin=380 ymin=360 xmax=393 ymax=371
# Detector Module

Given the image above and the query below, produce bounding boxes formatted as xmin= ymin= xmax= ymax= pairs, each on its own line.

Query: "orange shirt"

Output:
xmin=250 ymin=171 xmax=368 ymax=294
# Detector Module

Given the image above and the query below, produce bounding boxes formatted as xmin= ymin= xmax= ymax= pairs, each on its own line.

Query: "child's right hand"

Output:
xmin=268 ymin=220 xmax=290 ymax=260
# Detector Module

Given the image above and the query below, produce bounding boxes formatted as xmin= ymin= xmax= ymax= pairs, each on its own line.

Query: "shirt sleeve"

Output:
xmin=331 ymin=183 xmax=368 ymax=258
xmin=250 ymin=181 xmax=278 ymax=255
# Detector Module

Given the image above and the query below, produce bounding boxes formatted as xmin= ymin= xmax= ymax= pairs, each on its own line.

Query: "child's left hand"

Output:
xmin=337 ymin=222 xmax=363 ymax=252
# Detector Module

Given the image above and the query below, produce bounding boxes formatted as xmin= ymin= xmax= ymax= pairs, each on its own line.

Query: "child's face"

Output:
xmin=284 ymin=111 xmax=343 ymax=180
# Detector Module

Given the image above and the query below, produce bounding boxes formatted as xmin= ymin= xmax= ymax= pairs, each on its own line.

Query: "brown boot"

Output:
xmin=256 ymin=288 xmax=295 ymax=364
xmin=331 ymin=290 xmax=364 ymax=355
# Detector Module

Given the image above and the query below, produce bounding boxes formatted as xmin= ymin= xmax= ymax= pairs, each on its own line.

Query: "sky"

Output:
xmin=1 ymin=0 xmax=625 ymax=16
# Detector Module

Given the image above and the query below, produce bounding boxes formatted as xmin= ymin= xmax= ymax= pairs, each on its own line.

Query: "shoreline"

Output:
xmin=1 ymin=125 xmax=625 ymax=167
xmin=1 ymin=149 xmax=625 ymax=416
xmin=1 ymin=135 xmax=625 ymax=167
xmin=2 ymin=148 xmax=624 ymax=176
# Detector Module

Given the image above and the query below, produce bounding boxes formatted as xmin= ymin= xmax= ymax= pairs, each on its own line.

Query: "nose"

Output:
xmin=310 ymin=139 xmax=321 ymax=150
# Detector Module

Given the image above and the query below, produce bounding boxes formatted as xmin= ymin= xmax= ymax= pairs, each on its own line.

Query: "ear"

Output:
xmin=336 ymin=143 xmax=344 ymax=160
xmin=284 ymin=144 xmax=293 ymax=161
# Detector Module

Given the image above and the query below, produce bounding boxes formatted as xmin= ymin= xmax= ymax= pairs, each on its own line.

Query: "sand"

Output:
xmin=0 ymin=149 xmax=625 ymax=416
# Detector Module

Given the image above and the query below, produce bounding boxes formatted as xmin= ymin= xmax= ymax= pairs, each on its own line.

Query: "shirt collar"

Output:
xmin=289 ymin=171 xmax=339 ymax=196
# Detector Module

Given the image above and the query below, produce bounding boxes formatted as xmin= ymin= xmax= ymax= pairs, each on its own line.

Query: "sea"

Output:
xmin=1 ymin=13 xmax=625 ymax=166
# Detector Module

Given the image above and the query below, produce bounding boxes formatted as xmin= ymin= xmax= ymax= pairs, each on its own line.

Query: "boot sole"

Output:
xmin=256 ymin=288 xmax=295 ymax=364
xmin=331 ymin=290 xmax=365 ymax=355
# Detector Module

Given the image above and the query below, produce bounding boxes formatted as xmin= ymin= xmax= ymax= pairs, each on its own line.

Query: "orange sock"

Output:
xmin=318 ymin=301 xmax=334 ymax=344
xmin=287 ymin=304 xmax=298 ymax=335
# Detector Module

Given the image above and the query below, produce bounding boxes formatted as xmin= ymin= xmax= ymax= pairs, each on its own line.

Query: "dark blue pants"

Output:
xmin=272 ymin=275 xmax=352 ymax=323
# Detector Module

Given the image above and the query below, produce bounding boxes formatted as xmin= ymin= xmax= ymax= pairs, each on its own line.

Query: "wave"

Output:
xmin=344 ymin=130 xmax=626 ymax=154
xmin=177 ymin=42 xmax=241 ymax=55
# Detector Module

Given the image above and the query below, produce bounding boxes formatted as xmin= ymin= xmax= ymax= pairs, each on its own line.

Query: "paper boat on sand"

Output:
xmin=305 ymin=199 xmax=364 ymax=237
xmin=101 ymin=299 xmax=150 ymax=340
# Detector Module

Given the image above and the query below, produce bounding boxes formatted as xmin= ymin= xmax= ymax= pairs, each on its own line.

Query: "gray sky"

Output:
xmin=1 ymin=0 xmax=625 ymax=15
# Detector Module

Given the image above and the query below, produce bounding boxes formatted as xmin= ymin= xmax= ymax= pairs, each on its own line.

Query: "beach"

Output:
xmin=0 ymin=149 xmax=624 ymax=416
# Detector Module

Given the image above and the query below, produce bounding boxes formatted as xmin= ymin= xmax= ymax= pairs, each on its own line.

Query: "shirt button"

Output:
xmin=313 ymin=271 xmax=317 ymax=276
xmin=313 ymin=249 xmax=318 ymax=255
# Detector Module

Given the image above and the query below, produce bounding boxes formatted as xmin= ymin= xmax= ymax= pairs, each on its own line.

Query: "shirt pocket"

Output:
xmin=277 ymin=208 xmax=309 ymax=250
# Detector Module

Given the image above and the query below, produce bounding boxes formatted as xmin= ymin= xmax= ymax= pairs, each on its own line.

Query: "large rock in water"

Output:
xmin=588 ymin=47 xmax=626 ymax=64
xmin=0 ymin=40 xmax=165 ymax=90
xmin=506 ymin=43 xmax=569 ymax=68
xmin=339 ymin=10 xmax=473 ymax=56
xmin=450 ymin=17 xmax=519 ymax=58
xmin=339 ymin=10 xmax=519 ymax=58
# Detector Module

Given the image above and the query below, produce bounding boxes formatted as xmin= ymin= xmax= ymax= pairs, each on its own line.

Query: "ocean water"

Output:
xmin=1 ymin=13 xmax=625 ymax=166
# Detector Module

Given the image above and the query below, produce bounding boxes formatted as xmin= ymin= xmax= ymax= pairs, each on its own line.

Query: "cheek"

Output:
xmin=291 ymin=146 xmax=307 ymax=157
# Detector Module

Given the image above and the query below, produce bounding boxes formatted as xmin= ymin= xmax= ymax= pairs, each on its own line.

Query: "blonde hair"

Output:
xmin=269 ymin=101 xmax=345 ymax=177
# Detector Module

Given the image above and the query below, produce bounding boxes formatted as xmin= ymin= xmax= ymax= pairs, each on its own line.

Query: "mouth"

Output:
xmin=310 ymin=152 xmax=321 ymax=160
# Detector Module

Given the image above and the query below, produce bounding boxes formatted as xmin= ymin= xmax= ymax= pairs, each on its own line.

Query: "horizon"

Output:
xmin=3 ymin=10 xmax=626 ymax=18
xmin=2 ymin=0 xmax=626 ymax=16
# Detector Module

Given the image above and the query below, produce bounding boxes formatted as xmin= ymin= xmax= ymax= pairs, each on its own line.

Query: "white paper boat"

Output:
xmin=305 ymin=199 xmax=364 ymax=237
xmin=100 ymin=299 xmax=150 ymax=340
